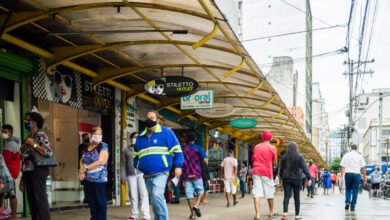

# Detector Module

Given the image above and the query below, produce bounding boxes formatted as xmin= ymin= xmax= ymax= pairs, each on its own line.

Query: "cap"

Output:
xmin=262 ymin=131 xmax=272 ymax=141
xmin=309 ymin=159 xmax=313 ymax=163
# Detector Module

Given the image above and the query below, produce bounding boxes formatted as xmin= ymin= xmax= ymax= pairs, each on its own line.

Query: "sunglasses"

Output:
xmin=51 ymin=71 xmax=73 ymax=87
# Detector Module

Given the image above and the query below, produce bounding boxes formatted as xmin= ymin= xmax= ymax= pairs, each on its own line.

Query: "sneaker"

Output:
xmin=351 ymin=207 xmax=355 ymax=212
xmin=345 ymin=204 xmax=349 ymax=211
xmin=193 ymin=207 xmax=201 ymax=217
xmin=295 ymin=216 xmax=302 ymax=219
xmin=128 ymin=216 xmax=137 ymax=220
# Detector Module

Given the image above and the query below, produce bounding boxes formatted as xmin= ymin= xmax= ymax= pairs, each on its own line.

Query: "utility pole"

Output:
xmin=343 ymin=59 xmax=374 ymax=146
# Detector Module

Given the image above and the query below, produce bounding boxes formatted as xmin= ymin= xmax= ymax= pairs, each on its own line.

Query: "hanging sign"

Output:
xmin=180 ymin=90 xmax=214 ymax=110
xmin=144 ymin=76 xmax=198 ymax=97
xmin=229 ymin=118 xmax=257 ymax=129
xmin=196 ymin=103 xmax=235 ymax=118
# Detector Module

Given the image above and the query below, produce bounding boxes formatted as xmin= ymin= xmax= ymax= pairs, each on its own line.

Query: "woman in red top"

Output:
xmin=331 ymin=172 xmax=338 ymax=194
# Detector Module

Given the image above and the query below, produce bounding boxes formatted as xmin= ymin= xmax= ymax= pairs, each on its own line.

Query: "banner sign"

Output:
xmin=144 ymin=76 xmax=199 ymax=97
xmin=180 ymin=90 xmax=214 ymax=110
xmin=229 ymin=118 xmax=257 ymax=129
xmin=196 ymin=103 xmax=235 ymax=118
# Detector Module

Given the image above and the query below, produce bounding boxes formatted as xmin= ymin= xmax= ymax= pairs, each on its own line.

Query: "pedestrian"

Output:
xmin=20 ymin=111 xmax=52 ymax=220
xmin=239 ymin=161 xmax=248 ymax=198
xmin=134 ymin=110 xmax=184 ymax=220
xmin=247 ymin=166 xmax=253 ymax=194
xmin=279 ymin=142 xmax=311 ymax=220
xmin=221 ymin=149 xmax=238 ymax=207
xmin=79 ymin=133 xmax=90 ymax=203
xmin=370 ymin=166 xmax=382 ymax=198
xmin=182 ymin=131 xmax=207 ymax=219
xmin=252 ymin=131 xmax=278 ymax=219
xmin=323 ymin=169 xmax=332 ymax=195
xmin=307 ymin=160 xmax=318 ymax=198
xmin=79 ymin=126 xmax=109 ymax=220
xmin=340 ymin=144 xmax=367 ymax=212
xmin=121 ymin=132 xmax=151 ymax=220
xmin=1 ymin=124 xmax=20 ymax=220
xmin=331 ymin=172 xmax=337 ymax=194
xmin=201 ymin=160 xmax=210 ymax=205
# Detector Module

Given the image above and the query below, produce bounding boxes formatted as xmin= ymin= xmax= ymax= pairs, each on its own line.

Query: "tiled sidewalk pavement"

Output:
xmin=21 ymin=190 xmax=390 ymax=220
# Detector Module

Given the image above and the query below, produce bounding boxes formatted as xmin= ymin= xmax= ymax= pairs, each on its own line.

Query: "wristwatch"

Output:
xmin=33 ymin=144 xmax=38 ymax=148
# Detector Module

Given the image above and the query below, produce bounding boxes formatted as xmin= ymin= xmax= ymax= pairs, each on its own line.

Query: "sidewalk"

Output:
xmin=22 ymin=190 xmax=390 ymax=220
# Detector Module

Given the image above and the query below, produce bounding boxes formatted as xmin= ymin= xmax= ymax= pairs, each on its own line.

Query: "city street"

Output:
xmin=26 ymin=190 xmax=390 ymax=220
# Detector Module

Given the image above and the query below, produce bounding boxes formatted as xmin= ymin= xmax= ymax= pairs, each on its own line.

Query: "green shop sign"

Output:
xmin=229 ymin=118 xmax=257 ymax=129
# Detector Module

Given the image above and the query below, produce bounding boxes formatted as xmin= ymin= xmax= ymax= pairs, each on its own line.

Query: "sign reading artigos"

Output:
xmin=144 ymin=76 xmax=199 ymax=97
xmin=195 ymin=103 xmax=235 ymax=118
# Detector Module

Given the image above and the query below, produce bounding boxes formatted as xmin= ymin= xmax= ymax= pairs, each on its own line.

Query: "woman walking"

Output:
xmin=20 ymin=111 xmax=52 ymax=220
xmin=239 ymin=162 xmax=247 ymax=198
xmin=79 ymin=127 xmax=109 ymax=220
xmin=279 ymin=142 xmax=311 ymax=220
xmin=121 ymin=132 xmax=150 ymax=220
xmin=323 ymin=169 xmax=332 ymax=195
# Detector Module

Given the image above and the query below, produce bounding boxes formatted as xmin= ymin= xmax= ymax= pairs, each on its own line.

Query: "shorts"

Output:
xmin=224 ymin=179 xmax=237 ymax=194
xmin=332 ymin=180 xmax=336 ymax=185
xmin=372 ymin=183 xmax=380 ymax=190
xmin=252 ymin=174 xmax=275 ymax=199
xmin=203 ymin=180 xmax=210 ymax=191
xmin=1 ymin=182 xmax=16 ymax=199
xmin=184 ymin=179 xmax=204 ymax=199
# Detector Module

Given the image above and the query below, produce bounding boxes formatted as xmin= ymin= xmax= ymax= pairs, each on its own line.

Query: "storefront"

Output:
xmin=31 ymin=61 xmax=116 ymax=207
xmin=0 ymin=51 xmax=34 ymax=214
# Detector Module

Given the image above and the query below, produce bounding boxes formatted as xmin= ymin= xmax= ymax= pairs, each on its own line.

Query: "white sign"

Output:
xmin=196 ymin=103 xmax=235 ymax=118
xmin=180 ymin=90 xmax=214 ymax=110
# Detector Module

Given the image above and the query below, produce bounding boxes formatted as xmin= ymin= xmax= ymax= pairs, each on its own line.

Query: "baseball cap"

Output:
xmin=262 ymin=131 xmax=272 ymax=141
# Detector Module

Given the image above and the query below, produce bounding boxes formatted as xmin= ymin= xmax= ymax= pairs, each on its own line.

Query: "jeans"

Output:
xmin=23 ymin=168 xmax=51 ymax=220
xmin=240 ymin=179 xmax=246 ymax=197
xmin=283 ymin=179 xmax=301 ymax=215
xmin=173 ymin=183 xmax=180 ymax=203
xmin=307 ymin=178 xmax=316 ymax=197
xmin=184 ymin=179 xmax=204 ymax=199
xmin=145 ymin=174 xmax=169 ymax=220
xmin=84 ymin=181 xmax=107 ymax=220
xmin=127 ymin=173 xmax=151 ymax=219
xmin=345 ymin=173 xmax=361 ymax=208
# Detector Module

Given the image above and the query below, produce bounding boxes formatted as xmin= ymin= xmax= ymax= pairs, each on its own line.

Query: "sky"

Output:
xmin=310 ymin=0 xmax=390 ymax=129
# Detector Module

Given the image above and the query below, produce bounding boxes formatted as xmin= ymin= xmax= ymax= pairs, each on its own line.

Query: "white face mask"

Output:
xmin=91 ymin=134 xmax=102 ymax=144
xmin=1 ymin=133 xmax=10 ymax=139
xmin=131 ymin=138 xmax=137 ymax=145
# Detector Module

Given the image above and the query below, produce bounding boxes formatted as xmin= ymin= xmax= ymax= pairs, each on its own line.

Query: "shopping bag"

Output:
xmin=0 ymin=155 xmax=15 ymax=194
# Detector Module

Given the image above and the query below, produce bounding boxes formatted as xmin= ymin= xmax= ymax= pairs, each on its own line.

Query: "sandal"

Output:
xmin=281 ymin=213 xmax=287 ymax=219
xmin=193 ymin=207 xmax=201 ymax=217
xmin=189 ymin=215 xmax=196 ymax=219
xmin=226 ymin=203 xmax=230 ymax=207
xmin=268 ymin=211 xmax=279 ymax=217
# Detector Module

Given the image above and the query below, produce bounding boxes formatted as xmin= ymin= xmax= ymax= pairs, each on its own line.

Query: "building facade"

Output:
xmin=312 ymin=83 xmax=329 ymax=161
xmin=362 ymin=118 xmax=390 ymax=165
xmin=240 ymin=0 xmax=313 ymax=137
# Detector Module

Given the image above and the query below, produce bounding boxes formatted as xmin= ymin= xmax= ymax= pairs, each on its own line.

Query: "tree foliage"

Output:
xmin=330 ymin=157 xmax=341 ymax=172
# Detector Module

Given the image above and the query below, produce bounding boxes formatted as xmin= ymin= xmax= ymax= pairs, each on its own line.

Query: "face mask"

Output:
xmin=91 ymin=134 xmax=102 ymax=144
xmin=145 ymin=119 xmax=157 ymax=128
xmin=24 ymin=122 xmax=34 ymax=131
xmin=131 ymin=138 xmax=136 ymax=145
xmin=1 ymin=133 xmax=9 ymax=139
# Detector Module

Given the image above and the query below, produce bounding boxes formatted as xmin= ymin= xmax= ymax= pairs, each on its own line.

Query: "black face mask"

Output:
xmin=145 ymin=119 xmax=157 ymax=128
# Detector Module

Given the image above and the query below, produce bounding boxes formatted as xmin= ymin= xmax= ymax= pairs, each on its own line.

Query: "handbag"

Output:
xmin=29 ymin=131 xmax=57 ymax=167
xmin=31 ymin=148 xmax=58 ymax=167
xmin=0 ymin=155 xmax=15 ymax=194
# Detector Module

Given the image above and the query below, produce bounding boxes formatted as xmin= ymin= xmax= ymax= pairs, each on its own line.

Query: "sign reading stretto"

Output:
xmin=196 ymin=103 xmax=235 ymax=118
xmin=144 ymin=76 xmax=199 ymax=97
xmin=181 ymin=90 xmax=214 ymax=110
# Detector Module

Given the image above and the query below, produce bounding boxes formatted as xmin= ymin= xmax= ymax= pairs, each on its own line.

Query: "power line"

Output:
xmin=242 ymin=24 xmax=346 ymax=42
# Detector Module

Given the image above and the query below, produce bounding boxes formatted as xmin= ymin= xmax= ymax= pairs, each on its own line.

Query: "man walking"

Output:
xmin=182 ymin=132 xmax=208 ymax=219
xmin=340 ymin=144 xmax=366 ymax=212
xmin=307 ymin=159 xmax=318 ymax=198
xmin=252 ymin=131 xmax=278 ymax=219
xmin=134 ymin=110 xmax=184 ymax=220
xmin=221 ymin=150 xmax=238 ymax=207
xmin=370 ymin=166 xmax=382 ymax=198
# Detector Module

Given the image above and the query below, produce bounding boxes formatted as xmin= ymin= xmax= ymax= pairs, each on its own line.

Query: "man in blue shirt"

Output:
xmin=182 ymin=132 xmax=208 ymax=219
xmin=134 ymin=110 xmax=184 ymax=220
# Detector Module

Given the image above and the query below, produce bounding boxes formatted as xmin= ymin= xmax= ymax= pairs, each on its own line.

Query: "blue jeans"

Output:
xmin=184 ymin=179 xmax=204 ymax=199
xmin=84 ymin=181 xmax=107 ymax=220
xmin=145 ymin=174 xmax=169 ymax=220
xmin=240 ymin=179 xmax=246 ymax=197
xmin=345 ymin=173 xmax=361 ymax=208
xmin=173 ymin=184 xmax=180 ymax=203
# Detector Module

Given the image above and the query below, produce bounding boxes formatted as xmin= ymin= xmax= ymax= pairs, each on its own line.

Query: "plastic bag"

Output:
xmin=0 ymin=155 xmax=15 ymax=194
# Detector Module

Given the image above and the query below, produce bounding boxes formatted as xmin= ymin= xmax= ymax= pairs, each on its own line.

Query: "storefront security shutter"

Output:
xmin=0 ymin=51 xmax=34 ymax=82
